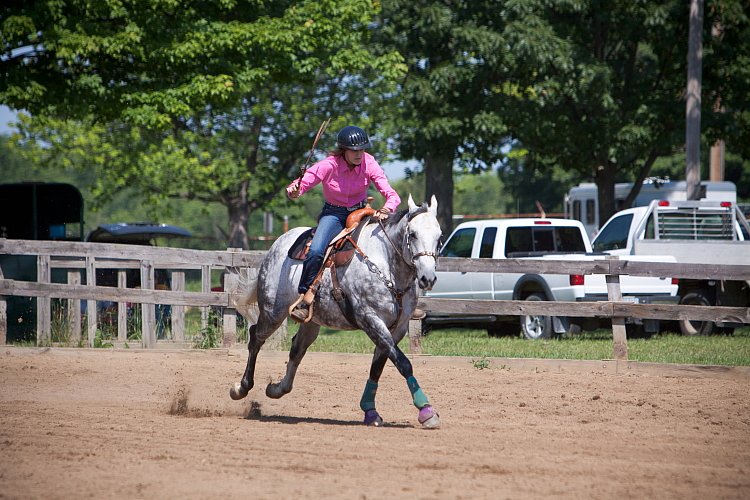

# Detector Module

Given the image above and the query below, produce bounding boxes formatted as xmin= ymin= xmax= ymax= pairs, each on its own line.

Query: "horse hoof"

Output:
xmin=418 ymin=405 xmax=441 ymax=429
xmin=363 ymin=409 xmax=383 ymax=427
xmin=265 ymin=382 xmax=287 ymax=399
xmin=229 ymin=383 xmax=247 ymax=400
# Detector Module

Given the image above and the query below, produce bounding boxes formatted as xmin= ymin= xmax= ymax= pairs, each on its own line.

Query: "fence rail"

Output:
xmin=0 ymin=238 xmax=267 ymax=349
xmin=1 ymin=238 xmax=749 ymax=360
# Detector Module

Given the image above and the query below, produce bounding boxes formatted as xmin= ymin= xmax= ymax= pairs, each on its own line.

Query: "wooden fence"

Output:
xmin=1 ymin=238 xmax=749 ymax=361
xmin=0 ymin=238 xmax=266 ymax=349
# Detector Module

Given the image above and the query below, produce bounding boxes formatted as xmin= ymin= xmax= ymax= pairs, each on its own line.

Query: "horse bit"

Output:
xmin=356 ymin=212 xmax=438 ymax=326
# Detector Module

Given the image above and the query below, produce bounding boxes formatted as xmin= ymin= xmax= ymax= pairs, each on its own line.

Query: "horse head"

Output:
xmin=405 ymin=194 xmax=441 ymax=290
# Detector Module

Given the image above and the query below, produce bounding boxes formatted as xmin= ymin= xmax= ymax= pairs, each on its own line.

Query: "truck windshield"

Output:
xmin=592 ymin=213 xmax=634 ymax=251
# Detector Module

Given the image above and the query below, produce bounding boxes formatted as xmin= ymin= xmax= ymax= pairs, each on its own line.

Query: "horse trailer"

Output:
xmin=0 ymin=182 xmax=85 ymax=342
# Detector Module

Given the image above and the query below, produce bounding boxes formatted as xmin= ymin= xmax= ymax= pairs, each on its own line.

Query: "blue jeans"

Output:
xmin=298 ymin=203 xmax=352 ymax=294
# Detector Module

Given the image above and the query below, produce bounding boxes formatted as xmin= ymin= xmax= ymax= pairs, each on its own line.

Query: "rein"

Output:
xmin=343 ymin=208 xmax=438 ymax=330
xmin=378 ymin=208 xmax=438 ymax=271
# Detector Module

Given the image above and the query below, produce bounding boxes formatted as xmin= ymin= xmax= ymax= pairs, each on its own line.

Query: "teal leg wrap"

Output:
xmin=407 ymin=376 xmax=429 ymax=409
xmin=359 ymin=379 xmax=378 ymax=411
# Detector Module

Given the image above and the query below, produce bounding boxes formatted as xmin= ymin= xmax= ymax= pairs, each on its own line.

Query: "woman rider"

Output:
xmin=286 ymin=125 xmax=401 ymax=322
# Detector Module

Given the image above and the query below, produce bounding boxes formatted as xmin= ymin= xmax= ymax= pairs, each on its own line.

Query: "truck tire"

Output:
xmin=520 ymin=293 xmax=552 ymax=340
xmin=679 ymin=290 xmax=715 ymax=336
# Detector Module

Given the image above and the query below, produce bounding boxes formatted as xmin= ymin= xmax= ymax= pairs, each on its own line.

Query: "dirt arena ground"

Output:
xmin=1 ymin=347 xmax=749 ymax=499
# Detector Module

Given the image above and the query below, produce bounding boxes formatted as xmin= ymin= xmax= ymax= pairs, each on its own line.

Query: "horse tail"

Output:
xmin=234 ymin=269 xmax=259 ymax=320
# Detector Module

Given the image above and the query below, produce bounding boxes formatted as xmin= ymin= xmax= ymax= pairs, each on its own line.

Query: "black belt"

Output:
xmin=325 ymin=200 xmax=367 ymax=212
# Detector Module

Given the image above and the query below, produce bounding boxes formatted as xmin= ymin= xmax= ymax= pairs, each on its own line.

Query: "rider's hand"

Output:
xmin=376 ymin=207 xmax=390 ymax=220
xmin=286 ymin=180 xmax=301 ymax=199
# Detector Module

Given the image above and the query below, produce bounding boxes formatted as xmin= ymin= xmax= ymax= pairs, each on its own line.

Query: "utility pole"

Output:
xmin=685 ymin=0 xmax=703 ymax=200
xmin=710 ymin=140 xmax=725 ymax=181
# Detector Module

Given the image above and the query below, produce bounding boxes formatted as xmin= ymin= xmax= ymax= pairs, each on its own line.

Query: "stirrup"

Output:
xmin=289 ymin=294 xmax=314 ymax=323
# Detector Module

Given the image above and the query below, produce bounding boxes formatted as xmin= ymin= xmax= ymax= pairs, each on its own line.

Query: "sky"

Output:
xmin=0 ymin=105 xmax=412 ymax=179
xmin=0 ymin=105 xmax=17 ymax=135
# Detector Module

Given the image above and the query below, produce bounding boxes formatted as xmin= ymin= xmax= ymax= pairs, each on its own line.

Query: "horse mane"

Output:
xmin=382 ymin=203 xmax=429 ymax=228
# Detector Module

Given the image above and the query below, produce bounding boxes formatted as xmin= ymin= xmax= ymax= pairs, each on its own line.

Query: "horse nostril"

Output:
xmin=419 ymin=276 xmax=436 ymax=291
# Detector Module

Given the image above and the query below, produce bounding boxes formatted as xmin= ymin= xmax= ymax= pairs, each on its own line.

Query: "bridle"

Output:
xmin=357 ymin=207 xmax=438 ymax=329
xmin=379 ymin=207 xmax=439 ymax=271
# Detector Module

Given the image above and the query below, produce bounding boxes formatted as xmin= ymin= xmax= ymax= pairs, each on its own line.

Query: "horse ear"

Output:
xmin=408 ymin=194 xmax=418 ymax=211
xmin=429 ymin=195 xmax=438 ymax=216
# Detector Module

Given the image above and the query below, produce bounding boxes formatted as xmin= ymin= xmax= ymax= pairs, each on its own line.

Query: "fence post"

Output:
xmin=171 ymin=271 xmax=185 ymax=341
xmin=221 ymin=248 xmax=246 ymax=348
xmin=222 ymin=267 xmax=238 ymax=348
xmin=0 ymin=266 xmax=6 ymax=345
xmin=201 ymin=265 xmax=210 ymax=333
xmin=408 ymin=319 xmax=423 ymax=355
xmin=67 ymin=271 xmax=81 ymax=345
xmin=141 ymin=260 xmax=156 ymax=348
xmin=117 ymin=270 xmax=127 ymax=342
xmin=606 ymin=256 xmax=628 ymax=361
xmin=36 ymin=254 xmax=51 ymax=345
xmin=86 ymin=256 xmax=96 ymax=347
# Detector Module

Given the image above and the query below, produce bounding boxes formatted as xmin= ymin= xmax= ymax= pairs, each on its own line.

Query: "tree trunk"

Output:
xmin=227 ymin=186 xmax=250 ymax=249
xmin=621 ymin=150 xmax=659 ymax=209
xmin=424 ymin=151 xmax=454 ymax=234
xmin=595 ymin=162 xmax=617 ymax=231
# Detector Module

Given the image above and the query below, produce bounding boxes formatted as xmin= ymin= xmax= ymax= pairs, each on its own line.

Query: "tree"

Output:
xmin=1 ymin=0 xmax=405 ymax=248
xmin=700 ymin=1 xmax=750 ymax=160
xmin=504 ymin=0 xmax=750 ymax=226
xmin=378 ymin=1 xmax=516 ymax=232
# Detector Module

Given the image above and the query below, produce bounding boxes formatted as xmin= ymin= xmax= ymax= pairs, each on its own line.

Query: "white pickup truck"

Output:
xmin=424 ymin=218 xmax=678 ymax=339
xmin=592 ymin=200 xmax=750 ymax=335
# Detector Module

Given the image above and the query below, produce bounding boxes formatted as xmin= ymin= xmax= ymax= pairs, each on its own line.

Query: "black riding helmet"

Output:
xmin=336 ymin=125 xmax=371 ymax=151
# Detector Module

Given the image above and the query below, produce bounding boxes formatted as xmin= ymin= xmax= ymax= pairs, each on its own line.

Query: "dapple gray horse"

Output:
xmin=230 ymin=195 xmax=442 ymax=428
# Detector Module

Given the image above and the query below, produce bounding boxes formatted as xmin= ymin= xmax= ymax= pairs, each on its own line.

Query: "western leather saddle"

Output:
xmin=287 ymin=205 xmax=377 ymax=323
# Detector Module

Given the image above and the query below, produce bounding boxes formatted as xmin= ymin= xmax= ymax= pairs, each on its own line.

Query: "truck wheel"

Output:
xmin=419 ymin=319 xmax=432 ymax=337
xmin=520 ymin=293 xmax=552 ymax=340
xmin=679 ymin=290 xmax=715 ymax=336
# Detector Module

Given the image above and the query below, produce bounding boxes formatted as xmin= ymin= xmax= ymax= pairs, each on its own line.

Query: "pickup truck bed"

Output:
xmin=592 ymin=200 xmax=750 ymax=335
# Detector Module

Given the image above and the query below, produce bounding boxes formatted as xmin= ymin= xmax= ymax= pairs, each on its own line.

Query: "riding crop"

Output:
xmin=293 ymin=117 xmax=331 ymax=186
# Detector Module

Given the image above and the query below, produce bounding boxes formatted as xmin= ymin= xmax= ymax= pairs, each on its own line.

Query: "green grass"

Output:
xmin=32 ymin=301 xmax=750 ymax=366
xmin=282 ymin=325 xmax=750 ymax=367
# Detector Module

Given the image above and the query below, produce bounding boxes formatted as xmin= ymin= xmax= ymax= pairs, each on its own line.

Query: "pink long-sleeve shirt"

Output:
xmin=289 ymin=153 xmax=401 ymax=212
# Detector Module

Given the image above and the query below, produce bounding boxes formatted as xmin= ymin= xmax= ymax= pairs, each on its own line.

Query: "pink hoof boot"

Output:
xmin=364 ymin=409 xmax=383 ymax=427
xmin=418 ymin=405 xmax=441 ymax=429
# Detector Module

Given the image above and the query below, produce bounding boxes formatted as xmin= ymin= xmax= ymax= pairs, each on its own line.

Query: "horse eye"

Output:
xmin=409 ymin=231 xmax=417 ymax=239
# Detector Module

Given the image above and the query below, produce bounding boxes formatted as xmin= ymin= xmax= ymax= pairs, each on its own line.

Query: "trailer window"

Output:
xmin=586 ymin=200 xmax=595 ymax=225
